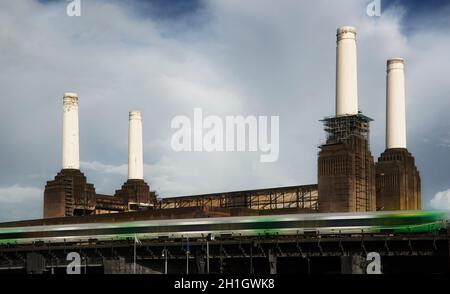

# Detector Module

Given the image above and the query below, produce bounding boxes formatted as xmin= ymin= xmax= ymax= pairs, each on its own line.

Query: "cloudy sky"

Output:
xmin=0 ymin=0 xmax=449 ymax=222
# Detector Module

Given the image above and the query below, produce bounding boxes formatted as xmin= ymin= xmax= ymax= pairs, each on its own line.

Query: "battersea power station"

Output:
xmin=1 ymin=27 xmax=445 ymax=275
xmin=43 ymin=26 xmax=421 ymax=218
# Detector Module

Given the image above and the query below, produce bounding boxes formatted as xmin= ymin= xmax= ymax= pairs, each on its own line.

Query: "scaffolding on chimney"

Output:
xmin=320 ymin=113 xmax=373 ymax=212
xmin=354 ymin=137 xmax=370 ymax=211
xmin=320 ymin=113 xmax=372 ymax=145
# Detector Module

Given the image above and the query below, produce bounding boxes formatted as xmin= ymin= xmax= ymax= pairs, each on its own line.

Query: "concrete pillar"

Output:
xmin=128 ymin=111 xmax=144 ymax=180
xmin=62 ymin=93 xmax=80 ymax=169
xmin=195 ymin=250 xmax=206 ymax=274
xmin=386 ymin=58 xmax=407 ymax=149
xmin=341 ymin=255 xmax=364 ymax=274
xmin=26 ymin=253 xmax=46 ymax=274
xmin=448 ymin=227 xmax=450 ymax=273
xmin=336 ymin=26 xmax=358 ymax=116
xmin=268 ymin=249 xmax=277 ymax=274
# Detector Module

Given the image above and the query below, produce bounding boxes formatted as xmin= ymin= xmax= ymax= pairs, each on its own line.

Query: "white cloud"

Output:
xmin=0 ymin=185 xmax=43 ymax=221
xmin=430 ymin=189 xmax=450 ymax=210
xmin=0 ymin=185 xmax=41 ymax=204
xmin=1 ymin=1 xmax=450 ymax=220
xmin=81 ymin=161 xmax=127 ymax=176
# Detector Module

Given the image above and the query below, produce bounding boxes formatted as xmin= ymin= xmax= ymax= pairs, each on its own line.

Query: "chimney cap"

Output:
xmin=387 ymin=58 xmax=405 ymax=70
xmin=337 ymin=26 xmax=356 ymax=41
xmin=387 ymin=57 xmax=404 ymax=64
xmin=129 ymin=111 xmax=142 ymax=119
xmin=63 ymin=92 xmax=78 ymax=98
xmin=337 ymin=26 xmax=356 ymax=35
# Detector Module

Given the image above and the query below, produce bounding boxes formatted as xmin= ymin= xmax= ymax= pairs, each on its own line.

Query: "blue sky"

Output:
xmin=0 ymin=0 xmax=449 ymax=221
xmin=384 ymin=0 xmax=450 ymax=33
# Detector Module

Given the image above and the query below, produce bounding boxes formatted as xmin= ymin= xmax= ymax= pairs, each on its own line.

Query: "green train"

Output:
xmin=0 ymin=210 xmax=448 ymax=245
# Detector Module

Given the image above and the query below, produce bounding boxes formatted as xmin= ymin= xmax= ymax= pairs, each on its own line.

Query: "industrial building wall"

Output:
xmin=375 ymin=148 xmax=421 ymax=210
xmin=43 ymin=169 xmax=97 ymax=218
xmin=318 ymin=136 xmax=376 ymax=213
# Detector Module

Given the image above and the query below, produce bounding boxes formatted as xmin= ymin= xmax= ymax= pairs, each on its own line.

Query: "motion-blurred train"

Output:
xmin=0 ymin=210 xmax=448 ymax=245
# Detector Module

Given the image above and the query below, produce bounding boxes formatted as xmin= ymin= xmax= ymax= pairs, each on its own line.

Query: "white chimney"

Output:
xmin=336 ymin=26 xmax=358 ymax=116
xmin=386 ymin=58 xmax=407 ymax=149
xmin=62 ymin=92 xmax=80 ymax=170
xmin=128 ymin=111 xmax=144 ymax=180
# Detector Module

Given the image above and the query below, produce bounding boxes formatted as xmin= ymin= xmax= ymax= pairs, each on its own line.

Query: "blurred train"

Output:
xmin=0 ymin=210 xmax=448 ymax=245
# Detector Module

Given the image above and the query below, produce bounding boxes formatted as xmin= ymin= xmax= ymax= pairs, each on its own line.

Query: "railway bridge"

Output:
xmin=0 ymin=210 xmax=449 ymax=274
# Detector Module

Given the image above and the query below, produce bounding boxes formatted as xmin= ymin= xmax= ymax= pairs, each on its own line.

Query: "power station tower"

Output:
xmin=43 ymin=93 xmax=97 ymax=218
xmin=43 ymin=96 xmax=155 ymax=218
xmin=114 ymin=111 xmax=154 ymax=210
xmin=375 ymin=59 xmax=421 ymax=210
xmin=318 ymin=26 xmax=376 ymax=212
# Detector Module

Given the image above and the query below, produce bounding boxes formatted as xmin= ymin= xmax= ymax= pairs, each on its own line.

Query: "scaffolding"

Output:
xmin=318 ymin=113 xmax=374 ymax=212
xmin=63 ymin=178 xmax=73 ymax=216
xmin=354 ymin=137 xmax=370 ymax=211
xmin=320 ymin=113 xmax=372 ymax=146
